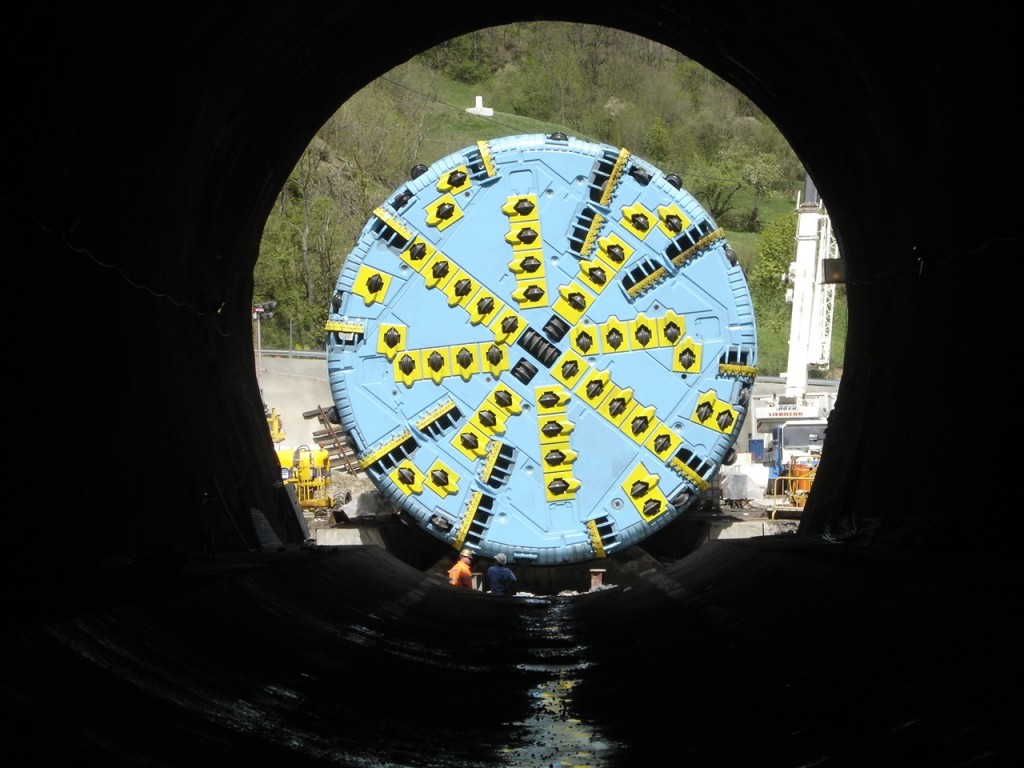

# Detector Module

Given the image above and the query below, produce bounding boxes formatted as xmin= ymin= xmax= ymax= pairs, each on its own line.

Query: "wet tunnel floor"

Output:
xmin=3 ymin=540 xmax=1021 ymax=767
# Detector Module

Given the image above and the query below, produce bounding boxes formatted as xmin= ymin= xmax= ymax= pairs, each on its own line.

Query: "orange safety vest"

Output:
xmin=448 ymin=559 xmax=473 ymax=588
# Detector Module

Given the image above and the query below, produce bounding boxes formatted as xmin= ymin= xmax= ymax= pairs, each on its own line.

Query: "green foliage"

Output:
xmin=744 ymin=213 xmax=848 ymax=378
xmin=416 ymin=30 xmax=505 ymax=85
xmin=686 ymin=138 xmax=787 ymax=229
xmin=750 ymin=213 xmax=797 ymax=295
xmin=724 ymin=231 xmax=759 ymax=274
xmin=256 ymin=21 xmax=844 ymax=377
xmin=646 ymin=117 xmax=671 ymax=166
xmin=829 ymin=288 xmax=847 ymax=374
xmin=749 ymin=214 xmax=797 ymax=375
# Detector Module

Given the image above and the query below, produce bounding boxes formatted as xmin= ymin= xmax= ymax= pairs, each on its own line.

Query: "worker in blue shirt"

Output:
xmin=486 ymin=553 xmax=517 ymax=596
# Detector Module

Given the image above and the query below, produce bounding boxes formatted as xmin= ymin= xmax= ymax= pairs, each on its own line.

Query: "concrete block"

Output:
xmin=719 ymin=464 xmax=769 ymax=500
xmin=315 ymin=527 xmax=388 ymax=548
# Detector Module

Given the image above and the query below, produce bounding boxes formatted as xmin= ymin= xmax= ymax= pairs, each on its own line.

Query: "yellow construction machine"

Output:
xmin=276 ymin=445 xmax=334 ymax=511
xmin=266 ymin=406 xmax=286 ymax=444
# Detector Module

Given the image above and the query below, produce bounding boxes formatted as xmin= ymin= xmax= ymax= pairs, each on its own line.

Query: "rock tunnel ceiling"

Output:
xmin=327 ymin=134 xmax=756 ymax=564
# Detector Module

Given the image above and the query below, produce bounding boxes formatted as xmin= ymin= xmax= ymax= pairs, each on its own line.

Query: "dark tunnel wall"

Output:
xmin=4 ymin=4 xmax=1022 ymax=766
xmin=10 ymin=4 xmax=1012 ymax=575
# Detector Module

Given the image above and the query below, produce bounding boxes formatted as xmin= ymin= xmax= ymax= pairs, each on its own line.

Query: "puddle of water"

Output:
xmin=502 ymin=603 xmax=625 ymax=767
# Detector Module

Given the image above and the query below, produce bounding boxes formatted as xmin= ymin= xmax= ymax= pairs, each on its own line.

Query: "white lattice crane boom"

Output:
xmin=783 ymin=175 xmax=838 ymax=400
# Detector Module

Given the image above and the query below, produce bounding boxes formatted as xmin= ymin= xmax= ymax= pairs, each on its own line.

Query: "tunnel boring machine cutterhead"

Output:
xmin=326 ymin=133 xmax=757 ymax=565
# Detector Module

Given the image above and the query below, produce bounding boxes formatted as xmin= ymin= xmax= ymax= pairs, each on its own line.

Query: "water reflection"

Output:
xmin=503 ymin=599 xmax=624 ymax=767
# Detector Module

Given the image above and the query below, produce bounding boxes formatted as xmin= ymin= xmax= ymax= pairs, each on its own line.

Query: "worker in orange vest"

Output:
xmin=448 ymin=548 xmax=474 ymax=588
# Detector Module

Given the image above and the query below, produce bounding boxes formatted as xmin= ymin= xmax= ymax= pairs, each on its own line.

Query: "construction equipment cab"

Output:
xmin=767 ymin=419 xmax=827 ymax=481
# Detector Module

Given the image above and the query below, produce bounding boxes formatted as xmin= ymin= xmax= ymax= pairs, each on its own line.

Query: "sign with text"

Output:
xmin=754 ymin=404 xmax=822 ymax=420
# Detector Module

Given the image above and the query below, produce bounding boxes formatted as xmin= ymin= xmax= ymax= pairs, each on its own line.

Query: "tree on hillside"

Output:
xmin=748 ymin=213 xmax=797 ymax=375
xmin=256 ymin=151 xmax=342 ymax=350
xmin=256 ymin=65 xmax=440 ymax=349
xmin=496 ymin=25 xmax=593 ymax=129
xmin=257 ymin=22 xmax=810 ymax=356
xmin=685 ymin=137 xmax=784 ymax=228
xmin=416 ymin=29 xmax=503 ymax=84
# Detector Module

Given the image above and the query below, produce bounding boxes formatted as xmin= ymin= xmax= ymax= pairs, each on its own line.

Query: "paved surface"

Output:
xmin=257 ymin=354 xmax=336 ymax=450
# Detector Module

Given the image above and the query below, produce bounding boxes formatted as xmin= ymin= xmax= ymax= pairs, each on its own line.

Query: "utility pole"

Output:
xmin=252 ymin=302 xmax=277 ymax=393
